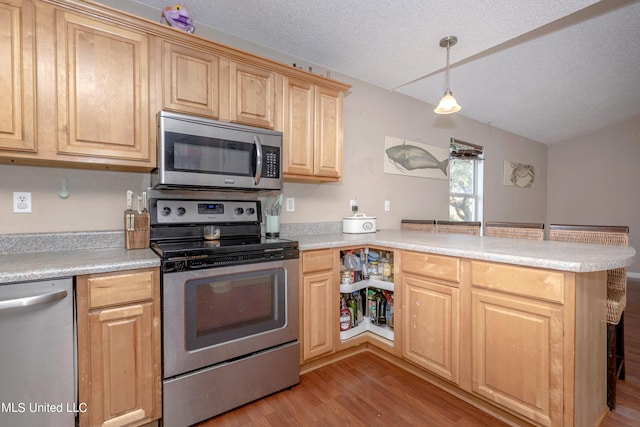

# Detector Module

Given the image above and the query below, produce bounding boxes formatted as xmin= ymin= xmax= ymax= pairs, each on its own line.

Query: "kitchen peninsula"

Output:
xmin=293 ymin=229 xmax=636 ymax=427
xmin=0 ymin=229 xmax=634 ymax=427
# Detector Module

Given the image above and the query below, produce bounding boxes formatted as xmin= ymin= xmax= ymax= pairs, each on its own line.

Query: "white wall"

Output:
xmin=281 ymin=74 xmax=548 ymax=230
xmin=0 ymin=0 xmax=547 ymax=234
xmin=547 ymin=115 xmax=640 ymax=274
xmin=0 ymin=165 xmax=149 ymax=233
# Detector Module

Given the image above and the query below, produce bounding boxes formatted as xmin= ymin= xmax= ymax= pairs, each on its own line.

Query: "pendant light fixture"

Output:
xmin=434 ymin=36 xmax=462 ymax=115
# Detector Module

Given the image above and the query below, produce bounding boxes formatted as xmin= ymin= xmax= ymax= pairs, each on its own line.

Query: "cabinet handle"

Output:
xmin=0 ymin=289 xmax=68 ymax=311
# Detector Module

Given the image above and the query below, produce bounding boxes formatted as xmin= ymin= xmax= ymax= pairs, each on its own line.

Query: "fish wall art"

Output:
xmin=384 ymin=136 xmax=449 ymax=180
xmin=503 ymin=160 xmax=535 ymax=188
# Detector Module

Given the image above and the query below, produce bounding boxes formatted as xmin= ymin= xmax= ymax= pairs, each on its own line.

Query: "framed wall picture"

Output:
xmin=384 ymin=136 xmax=449 ymax=180
xmin=504 ymin=161 xmax=535 ymax=188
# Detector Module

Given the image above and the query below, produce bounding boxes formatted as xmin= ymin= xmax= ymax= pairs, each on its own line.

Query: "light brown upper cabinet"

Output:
xmin=281 ymin=75 xmax=347 ymax=182
xmin=159 ymin=40 xmax=220 ymax=118
xmin=15 ymin=1 xmax=155 ymax=170
xmin=229 ymin=60 xmax=276 ymax=129
xmin=0 ymin=0 xmax=36 ymax=153
xmin=1 ymin=0 xmax=350 ymax=174
xmin=50 ymin=7 xmax=153 ymax=167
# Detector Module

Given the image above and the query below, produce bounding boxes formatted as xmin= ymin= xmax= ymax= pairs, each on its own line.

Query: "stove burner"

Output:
xmin=149 ymin=198 xmax=298 ymax=272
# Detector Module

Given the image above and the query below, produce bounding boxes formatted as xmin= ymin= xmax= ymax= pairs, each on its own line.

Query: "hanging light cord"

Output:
xmin=444 ymin=42 xmax=451 ymax=92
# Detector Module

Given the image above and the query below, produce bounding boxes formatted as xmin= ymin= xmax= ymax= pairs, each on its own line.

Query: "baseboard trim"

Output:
xmin=627 ymin=272 xmax=640 ymax=280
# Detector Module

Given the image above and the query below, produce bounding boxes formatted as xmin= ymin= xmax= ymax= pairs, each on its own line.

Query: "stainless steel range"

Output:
xmin=149 ymin=197 xmax=299 ymax=427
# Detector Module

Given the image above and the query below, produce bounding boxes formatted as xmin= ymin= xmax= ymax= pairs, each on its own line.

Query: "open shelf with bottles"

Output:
xmin=339 ymin=248 xmax=395 ymax=343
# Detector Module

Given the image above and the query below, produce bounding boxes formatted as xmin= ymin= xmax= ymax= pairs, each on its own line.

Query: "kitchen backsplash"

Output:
xmin=0 ymin=231 xmax=124 ymax=254
xmin=279 ymin=221 xmax=342 ymax=236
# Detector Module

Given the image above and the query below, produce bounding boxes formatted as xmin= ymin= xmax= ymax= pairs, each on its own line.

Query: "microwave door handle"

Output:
xmin=253 ymin=135 xmax=263 ymax=185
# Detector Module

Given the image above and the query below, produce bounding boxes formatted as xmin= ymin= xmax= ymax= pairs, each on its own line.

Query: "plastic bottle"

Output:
xmin=360 ymin=249 xmax=369 ymax=279
xmin=384 ymin=290 xmax=394 ymax=328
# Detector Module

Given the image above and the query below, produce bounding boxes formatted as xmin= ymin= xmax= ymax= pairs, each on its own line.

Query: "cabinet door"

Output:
xmin=472 ymin=289 xmax=563 ymax=426
xmin=229 ymin=61 xmax=275 ymax=129
xmin=282 ymin=76 xmax=314 ymax=176
xmin=54 ymin=9 xmax=151 ymax=163
xmin=87 ymin=302 xmax=155 ymax=427
xmin=314 ymin=86 xmax=342 ymax=178
xmin=0 ymin=0 xmax=35 ymax=152
xmin=161 ymin=40 xmax=219 ymax=118
xmin=402 ymin=274 xmax=459 ymax=383
xmin=302 ymin=270 xmax=335 ymax=361
xmin=77 ymin=268 xmax=161 ymax=427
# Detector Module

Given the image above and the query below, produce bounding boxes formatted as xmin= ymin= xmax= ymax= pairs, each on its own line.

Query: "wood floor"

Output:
xmin=197 ymin=280 xmax=640 ymax=427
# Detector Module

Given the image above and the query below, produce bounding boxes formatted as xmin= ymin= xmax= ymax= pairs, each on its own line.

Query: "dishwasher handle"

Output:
xmin=0 ymin=288 xmax=68 ymax=311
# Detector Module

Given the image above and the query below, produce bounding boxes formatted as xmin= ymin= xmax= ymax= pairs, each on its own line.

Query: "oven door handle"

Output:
xmin=0 ymin=289 xmax=68 ymax=311
xmin=253 ymin=135 xmax=263 ymax=185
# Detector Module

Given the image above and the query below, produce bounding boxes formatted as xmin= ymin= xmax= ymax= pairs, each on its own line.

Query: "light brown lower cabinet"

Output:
xmin=471 ymin=288 xmax=564 ymax=426
xmin=300 ymin=249 xmax=337 ymax=363
xmin=402 ymin=273 xmax=460 ymax=384
xmin=299 ymin=248 xmax=607 ymax=426
xmin=76 ymin=267 xmax=161 ymax=427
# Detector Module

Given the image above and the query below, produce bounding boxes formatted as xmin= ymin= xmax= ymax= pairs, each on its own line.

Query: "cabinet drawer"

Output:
xmin=471 ymin=261 xmax=564 ymax=303
xmin=302 ymin=249 xmax=334 ymax=273
xmin=401 ymin=251 xmax=460 ymax=283
xmin=87 ymin=269 xmax=156 ymax=309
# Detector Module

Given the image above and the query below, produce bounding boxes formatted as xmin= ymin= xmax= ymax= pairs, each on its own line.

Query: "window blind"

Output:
xmin=450 ymin=138 xmax=484 ymax=160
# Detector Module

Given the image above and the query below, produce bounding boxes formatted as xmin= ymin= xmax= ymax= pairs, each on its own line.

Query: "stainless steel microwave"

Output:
xmin=152 ymin=111 xmax=282 ymax=191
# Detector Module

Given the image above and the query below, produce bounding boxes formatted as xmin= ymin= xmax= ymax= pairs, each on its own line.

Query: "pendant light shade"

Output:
xmin=435 ymin=90 xmax=461 ymax=114
xmin=434 ymin=36 xmax=461 ymax=115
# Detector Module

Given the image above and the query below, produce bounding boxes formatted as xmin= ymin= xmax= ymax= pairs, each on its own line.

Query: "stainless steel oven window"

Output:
xmin=184 ymin=267 xmax=286 ymax=350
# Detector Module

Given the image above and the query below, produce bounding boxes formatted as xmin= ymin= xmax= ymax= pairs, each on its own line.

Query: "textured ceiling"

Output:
xmin=132 ymin=0 xmax=640 ymax=144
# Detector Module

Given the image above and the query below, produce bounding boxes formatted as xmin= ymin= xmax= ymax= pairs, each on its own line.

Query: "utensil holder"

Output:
xmin=124 ymin=210 xmax=150 ymax=249
xmin=265 ymin=214 xmax=280 ymax=238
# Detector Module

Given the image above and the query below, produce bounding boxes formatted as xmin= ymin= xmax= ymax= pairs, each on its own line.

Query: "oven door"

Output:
xmin=163 ymin=258 xmax=299 ymax=378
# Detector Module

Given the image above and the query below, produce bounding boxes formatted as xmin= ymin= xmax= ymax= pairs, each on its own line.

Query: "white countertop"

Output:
xmin=0 ymin=229 xmax=634 ymax=284
xmin=290 ymin=229 xmax=636 ymax=273
xmin=0 ymin=247 xmax=160 ymax=284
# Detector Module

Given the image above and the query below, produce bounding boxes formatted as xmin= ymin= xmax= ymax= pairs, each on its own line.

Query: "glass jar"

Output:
xmin=341 ymin=270 xmax=353 ymax=285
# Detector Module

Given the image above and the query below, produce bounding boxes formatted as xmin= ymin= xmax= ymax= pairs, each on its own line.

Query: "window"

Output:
xmin=449 ymin=139 xmax=483 ymax=221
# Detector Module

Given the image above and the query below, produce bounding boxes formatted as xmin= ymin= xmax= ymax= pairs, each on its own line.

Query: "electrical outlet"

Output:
xmin=285 ymin=197 xmax=295 ymax=212
xmin=349 ymin=199 xmax=358 ymax=210
xmin=384 ymin=200 xmax=391 ymax=212
xmin=13 ymin=192 xmax=32 ymax=213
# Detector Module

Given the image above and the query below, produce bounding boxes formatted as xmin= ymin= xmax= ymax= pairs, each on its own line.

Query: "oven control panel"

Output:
xmin=153 ymin=199 xmax=259 ymax=224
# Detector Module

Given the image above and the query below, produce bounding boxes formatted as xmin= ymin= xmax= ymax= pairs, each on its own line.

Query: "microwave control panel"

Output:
xmin=262 ymin=146 xmax=280 ymax=178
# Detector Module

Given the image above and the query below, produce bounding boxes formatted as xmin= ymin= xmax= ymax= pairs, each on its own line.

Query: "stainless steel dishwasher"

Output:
xmin=0 ymin=278 xmax=75 ymax=427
